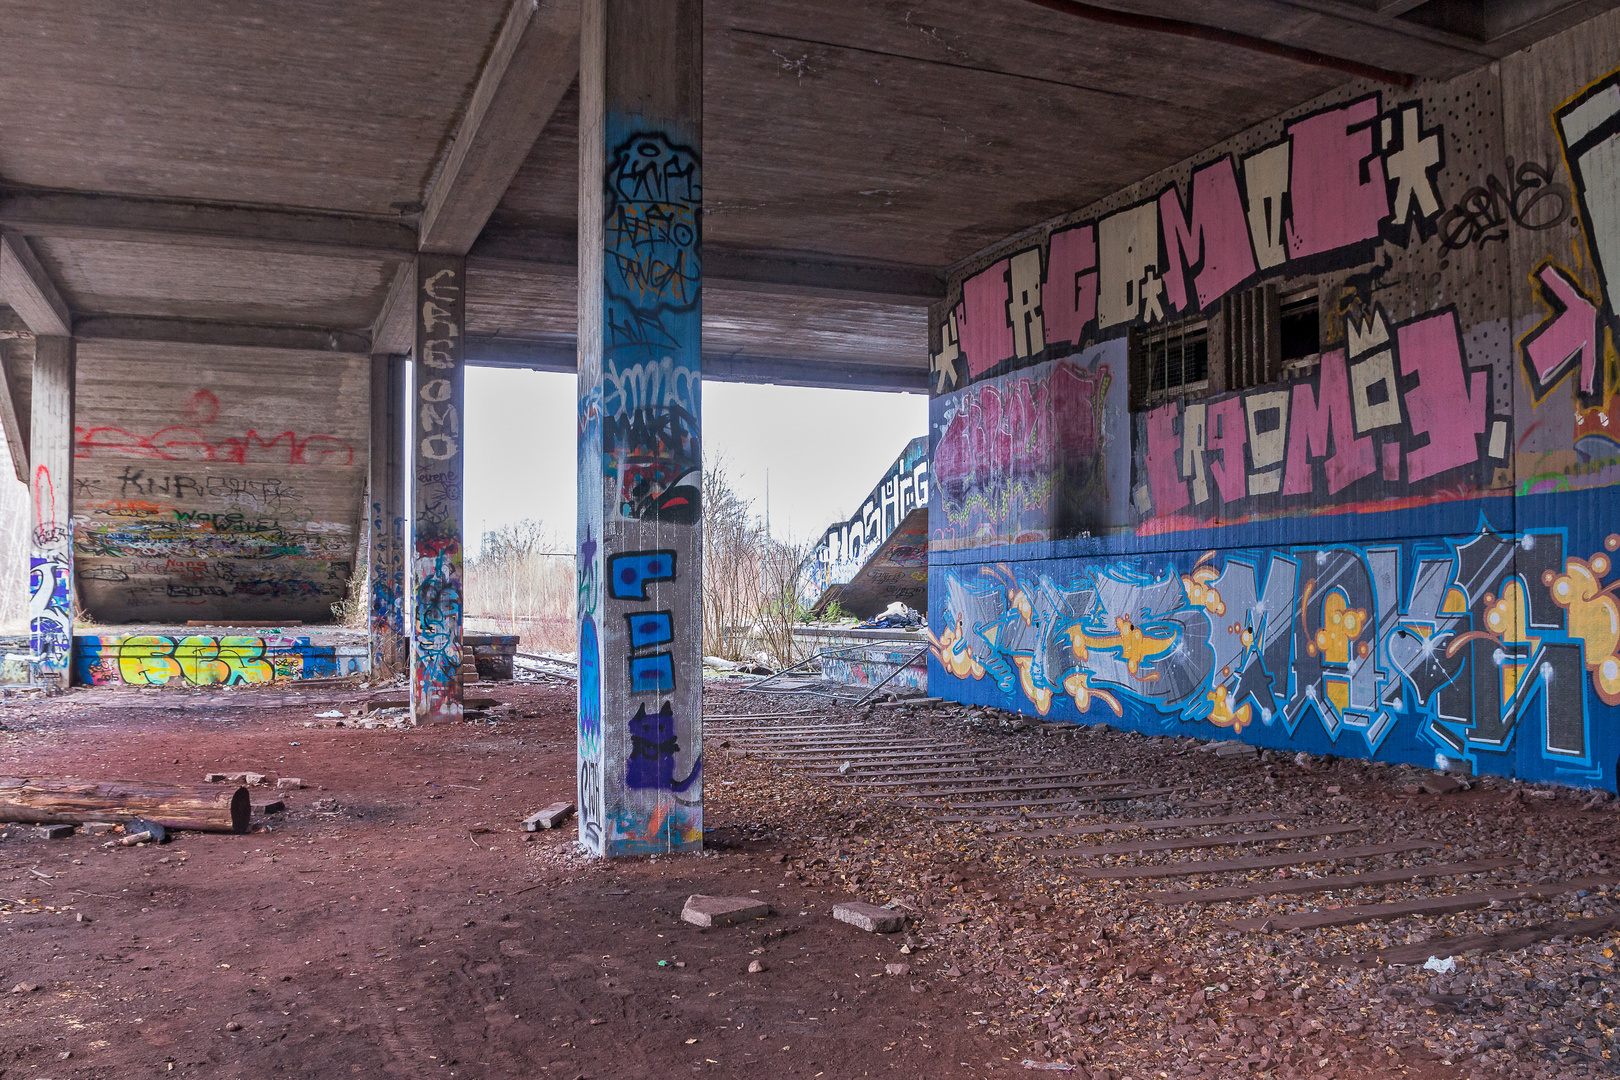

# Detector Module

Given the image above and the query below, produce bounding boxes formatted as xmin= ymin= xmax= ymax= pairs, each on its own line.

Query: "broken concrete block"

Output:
xmin=204 ymin=773 xmax=228 ymax=783
xmin=1420 ymin=774 xmax=1464 ymax=795
xmin=681 ymin=895 xmax=769 ymax=928
xmin=255 ymin=799 xmax=286 ymax=815
xmin=1214 ymin=741 xmax=1259 ymax=758
xmin=522 ymin=802 xmax=574 ymax=831
xmin=275 ymin=777 xmax=304 ymax=790
xmin=243 ymin=773 xmax=267 ymax=787
xmin=885 ymin=963 xmax=911 ymax=976
xmin=832 ymin=901 xmax=905 ymax=934
xmin=84 ymin=822 xmax=116 ymax=835
xmin=35 ymin=824 xmax=75 ymax=839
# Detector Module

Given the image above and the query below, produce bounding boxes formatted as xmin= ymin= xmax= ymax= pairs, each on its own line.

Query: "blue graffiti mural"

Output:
xmin=626 ymin=701 xmax=701 ymax=793
xmin=931 ymin=507 xmax=1620 ymax=790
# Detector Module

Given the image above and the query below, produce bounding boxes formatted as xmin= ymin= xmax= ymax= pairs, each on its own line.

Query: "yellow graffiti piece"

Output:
xmin=1011 ymin=656 xmax=1054 ymax=716
xmin=1442 ymin=586 xmax=1468 ymax=614
xmin=1546 ymin=551 xmax=1620 ymax=705
xmin=1205 ymin=684 xmax=1252 ymax=733
xmin=1182 ymin=563 xmax=1226 ymax=616
xmin=1067 ymin=617 xmax=1177 ymax=679
xmin=1308 ymin=589 xmax=1368 ymax=664
xmin=927 ymin=623 xmax=984 ymax=681
xmin=1062 ymin=671 xmax=1122 ymax=717
xmin=115 ymin=635 xmax=276 ymax=686
xmin=1483 ymin=581 xmax=1538 ymax=647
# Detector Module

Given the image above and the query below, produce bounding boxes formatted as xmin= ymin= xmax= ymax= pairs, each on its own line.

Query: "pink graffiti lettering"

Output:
xmin=76 ymin=426 xmax=355 ymax=466
xmin=1286 ymin=98 xmax=1387 ymax=260
xmin=1522 ymin=263 xmax=1600 ymax=398
xmin=1283 ymin=351 xmax=1375 ymax=496
xmin=1145 ymin=403 xmax=1190 ymax=515
xmin=1397 ymin=311 xmax=1488 ymax=484
xmin=1159 ymin=156 xmax=1257 ymax=312
xmin=1204 ymin=396 xmax=1248 ymax=503
xmin=1044 ymin=224 xmax=1098 ymax=348
xmin=959 ymin=260 xmax=1014 ymax=378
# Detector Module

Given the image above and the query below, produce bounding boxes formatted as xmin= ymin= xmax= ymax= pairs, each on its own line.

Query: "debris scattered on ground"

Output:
xmin=522 ymin=801 xmax=574 ymax=831
xmin=681 ymin=894 xmax=770 ymax=927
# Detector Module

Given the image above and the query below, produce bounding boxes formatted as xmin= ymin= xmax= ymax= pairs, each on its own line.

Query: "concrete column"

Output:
xmin=577 ymin=0 xmax=703 ymax=856
xmin=369 ymin=353 xmax=408 ymax=678
xmin=411 ymin=256 xmax=465 ymax=725
xmin=28 ymin=336 xmax=74 ymax=684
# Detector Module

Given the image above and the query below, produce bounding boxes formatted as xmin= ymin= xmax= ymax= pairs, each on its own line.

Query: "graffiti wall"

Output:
xmin=71 ymin=341 xmax=368 ymax=625
xmin=802 ymin=436 xmax=930 ymax=610
xmin=927 ymin=11 xmax=1620 ymax=790
xmin=578 ymin=115 xmax=703 ymax=856
xmin=75 ymin=632 xmax=368 ymax=686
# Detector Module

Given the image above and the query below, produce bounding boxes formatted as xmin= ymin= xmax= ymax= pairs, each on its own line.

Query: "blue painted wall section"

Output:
xmin=928 ymin=49 xmax=1620 ymax=791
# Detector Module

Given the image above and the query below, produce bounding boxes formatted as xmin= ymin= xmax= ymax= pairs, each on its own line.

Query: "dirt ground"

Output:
xmin=3 ymin=678 xmax=1620 ymax=1080
xmin=0 ymin=679 xmax=1017 ymax=1080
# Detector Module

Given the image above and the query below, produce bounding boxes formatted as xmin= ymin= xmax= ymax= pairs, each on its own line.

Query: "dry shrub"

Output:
xmin=463 ymin=520 xmax=575 ymax=653
xmin=701 ymin=460 xmax=808 ymax=667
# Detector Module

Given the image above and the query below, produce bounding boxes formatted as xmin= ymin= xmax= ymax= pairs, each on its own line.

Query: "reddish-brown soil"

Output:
xmin=0 ymin=682 xmax=1016 ymax=1079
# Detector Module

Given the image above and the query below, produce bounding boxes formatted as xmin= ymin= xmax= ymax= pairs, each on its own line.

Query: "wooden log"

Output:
xmin=0 ymin=777 xmax=251 ymax=832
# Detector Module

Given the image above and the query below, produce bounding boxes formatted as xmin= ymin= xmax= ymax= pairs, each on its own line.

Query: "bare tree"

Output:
xmin=463 ymin=519 xmax=575 ymax=652
xmin=701 ymin=460 xmax=809 ymax=667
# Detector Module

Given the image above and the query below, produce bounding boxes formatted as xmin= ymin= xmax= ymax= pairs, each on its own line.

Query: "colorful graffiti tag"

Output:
xmin=802 ymin=436 xmax=930 ymax=607
xmin=930 ymin=510 xmax=1617 ymax=788
xmin=76 ymin=634 xmax=366 ymax=686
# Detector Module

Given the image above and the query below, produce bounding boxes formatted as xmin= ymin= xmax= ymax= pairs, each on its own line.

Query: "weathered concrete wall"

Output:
xmin=801 ymin=435 xmax=929 ymax=614
xmin=927 ymin=9 xmax=1620 ymax=792
xmin=70 ymin=341 xmax=368 ymax=624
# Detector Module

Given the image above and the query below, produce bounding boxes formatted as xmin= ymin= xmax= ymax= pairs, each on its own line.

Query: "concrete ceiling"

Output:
xmin=0 ymin=0 xmax=1611 ymax=392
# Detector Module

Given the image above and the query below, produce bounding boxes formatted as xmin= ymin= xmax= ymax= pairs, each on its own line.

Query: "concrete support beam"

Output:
xmin=0 ymin=191 xmax=417 ymax=263
xmin=0 ymin=338 xmax=32 ymax=483
xmin=576 ymin=0 xmax=703 ymax=856
xmin=419 ymin=0 xmax=582 ymax=255
xmin=369 ymin=354 xmax=408 ymax=679
xmin=411 ymin=255 xmax=466 ymax=725
xmin=370 ymin=263 xmax=417 ymax=356
xmin=28 ymin=336 xmax=73 ymax=682
xmin=0 ymin=233 xmax=70 ymax=337
xmin=74 ymin=316 xmax=370 ymax=355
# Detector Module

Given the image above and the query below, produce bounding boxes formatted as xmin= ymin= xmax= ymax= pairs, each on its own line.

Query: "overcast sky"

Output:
xmin=463 ymin=368 xmax=929 ymax=554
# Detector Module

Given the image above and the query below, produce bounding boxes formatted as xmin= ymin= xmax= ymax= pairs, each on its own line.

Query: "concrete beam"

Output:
xmin=370 ymin=261 xmax=418 ymax=355
xmin=0 ymin=233 xmax=71 ymax=336
xmin=369 ymin=354 xmax=408 ymax=677
xmin=0 ymin=339 xmax=31 ymax=483
xmin=471 ymin=229 xmax=945 ymax=304
xmin=29 ymin=336 xmax=74 ymax=681
xmin=418 ymin=0 xmax=582 ymax=254
xmin=74 ymin=316 xmax=371 ymax=355
xmin=465 ymin=333 xmax=928 ymax=391
xmin=0 ymin=190 xmax=417 ymax=262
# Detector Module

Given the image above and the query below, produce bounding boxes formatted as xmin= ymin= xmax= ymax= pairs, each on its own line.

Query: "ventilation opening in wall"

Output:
xmin=1385 ymin=0 xmax=1585 ymax=43
xmin=1222 ymin=284 xmax=1320 ymax=392
xmin=1279 ymin=289 xmax=1321 ymax=378
xmin=1131 ymin=319 xmax=1209 ymax=410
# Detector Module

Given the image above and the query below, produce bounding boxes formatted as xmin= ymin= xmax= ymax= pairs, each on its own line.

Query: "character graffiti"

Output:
xmin=931 ymin=519 xmax=1610 ymax=785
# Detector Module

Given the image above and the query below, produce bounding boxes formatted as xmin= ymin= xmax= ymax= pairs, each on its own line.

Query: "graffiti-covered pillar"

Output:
xmin=411 ymin=256 xmax=464 ymax=725
xmin=576 ymin=0 xmax=703 ymax=856
xmin=29 ymin=335 xmax=74 ymax=684
xmin=369 ymin=353 xmax=407 ymax=678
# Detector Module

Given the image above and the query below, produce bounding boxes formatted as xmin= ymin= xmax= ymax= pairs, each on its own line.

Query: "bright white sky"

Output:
xmin=463 ymin=368 xmax=929 ymax=554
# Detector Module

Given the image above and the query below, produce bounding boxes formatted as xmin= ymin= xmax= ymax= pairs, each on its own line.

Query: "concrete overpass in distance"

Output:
xmin=0 ymin=0 xmax=1614 ymax=854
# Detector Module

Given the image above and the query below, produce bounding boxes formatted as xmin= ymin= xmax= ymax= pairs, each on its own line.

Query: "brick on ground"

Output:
xmin=681 ymin=895 xmax=770 ymax=927
xmin=832 ymin=900 xmax=905 ymax=933
xmin=522 ymin=802 xmax=575 ymax=831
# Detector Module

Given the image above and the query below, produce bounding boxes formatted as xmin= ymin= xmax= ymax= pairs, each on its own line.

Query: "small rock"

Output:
xmin=522 ymin=801 xmax=575 ymax=831
xmin=1421 ymin=774 xmax=1464 ymax=795
xmin=75 ymin=912 xmax=91 ymax=924
xmin=681 ymin=895 xmax=770 ymax=928
xmin=832 ymin=901 xmax=905 ymax=934
xmin=226 ymin=1021 xmax=243 ymax=1031
xmin=10 ymin=982 xmax=39 ymax=993
xmin=1091 ymin=723 xmax=1115 ymax=734
xmin=886 ymin=963 xmax=911 ymax=976
xmin=204 ymin=773 xmax=228 ymax=783
xmin=275 ymin=777 xmax=304 ymax=790
xmin=35 ymin=824 xmax=75 ymax=839
xmin=1214 ymin=741 xmax=1259 ymax=758
xmin=57 ymin=1050 xmax=71 ymax=1060
xmin=83 ymin=822 xmax=116 ymax=834
xmin=243 ymin=773 xmax=267 ymax=787
xmin=748 ymin=960 xmax=766 ymax=974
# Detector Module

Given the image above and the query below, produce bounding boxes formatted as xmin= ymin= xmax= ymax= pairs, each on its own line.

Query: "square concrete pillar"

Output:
xmin=576 ymin=0 xmax=703 ymax=855
xmin=28 ymin=336 xmax=74 ymax=684
xmin=369 ymin=353 xmax=408 ymax=678
xmin=411 ymin=256 xmax=465 ymax=725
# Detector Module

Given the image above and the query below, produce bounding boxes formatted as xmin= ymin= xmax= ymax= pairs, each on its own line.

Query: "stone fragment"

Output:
xmin=255 ymin=800 xmax=286 ymax=815
xmin=832 ymin=901 xmax=905 ymax=933
xmin=243 ymin=773 xmax=267 ymax=787
xmin=1215 ymin=741 xmax=1259 ymax=758
xmin=748 ymin=960 xmax=766 ymax=973
xmin=226 ymin=1021 xmax=244 ymax=1031
xmin=9 ymin=982 xmax=39 ymax=993
xmin=681 ymin=895 xmax=770 ymax=927
xmin=886 ymin=962 xmax=911 ymax=976
xmin=35 ymin=824 xmax=75 ymax=839
xmin=84 ymin=822 xmax=116 ymax=834
xmin=1421 ymin=774 xmax=1464 ymax=795
xmin=275 ymin=777 xmax=305 ymax=790
xmin=204 ymin=773 xmax=228 ymax=783
xmin=522 ymin=802 xmax=575 ymax=831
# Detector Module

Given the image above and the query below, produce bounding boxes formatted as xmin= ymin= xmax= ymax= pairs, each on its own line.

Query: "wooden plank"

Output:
xmin=1147 ymin=857 xmax=1522 ymax=905
xmin=1024 ymin=813 xmax=1289 ymax=837
xmin=835 ymin=770 xmax=1101 ymax=789
xmin=1337 ymin=912 xmax=1620 ymax=967
xmin=0 ymin=232 xmax=70 ymax=336
xmin=864 ymin=778 xmax=1131 ymax=798
xmin=934 ymin=786 xmax=1188 ymax=810
xmin=419 ymin=0 xmax=582 ymax=255
xmin=1229 ymin=876 xmax=1620 ymax=932
xmin=1040 ymin=824 xmax=1365 ymax=858
xmin=1074 ymin=840 xmax=1434 ymax=881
